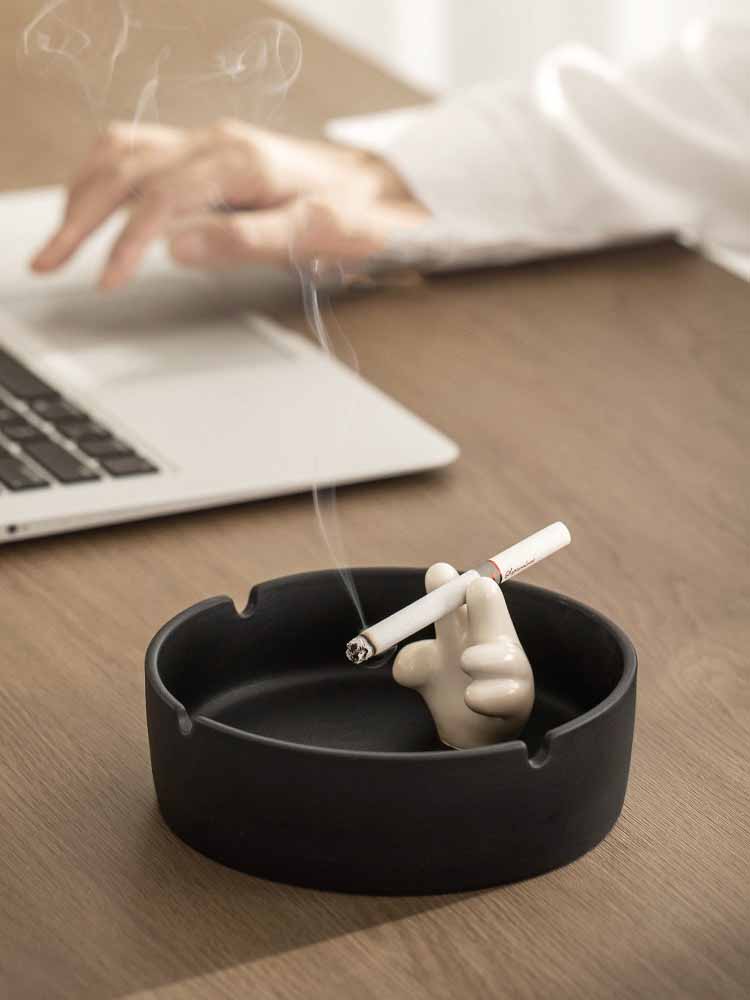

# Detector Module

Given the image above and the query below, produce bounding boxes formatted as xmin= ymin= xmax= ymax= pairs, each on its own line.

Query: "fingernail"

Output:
xmin=170 ymin=231 xmax=207 ymax=263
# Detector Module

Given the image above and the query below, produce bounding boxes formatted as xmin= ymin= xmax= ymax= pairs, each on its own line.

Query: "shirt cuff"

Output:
xmin=325 ymin=91 xmax=618 ymax=270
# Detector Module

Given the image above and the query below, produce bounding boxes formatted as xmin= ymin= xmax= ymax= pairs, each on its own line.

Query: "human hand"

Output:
xmin=31 ymin=119 xmax=428 ymax=290
xmin=393 ymin=563 xmax=534 ymax=749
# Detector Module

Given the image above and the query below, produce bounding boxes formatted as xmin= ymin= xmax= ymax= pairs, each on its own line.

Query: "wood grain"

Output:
xmin=1 ymin=2 xmax=749 ymax=998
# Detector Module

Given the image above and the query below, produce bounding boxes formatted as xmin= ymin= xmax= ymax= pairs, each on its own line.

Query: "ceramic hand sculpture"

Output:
xmin=393 ymin=563 xmax=534 ymax=749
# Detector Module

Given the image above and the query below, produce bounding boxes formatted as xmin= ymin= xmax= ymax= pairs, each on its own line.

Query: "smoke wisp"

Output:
xmin=21 ymin=0 xmax=133 ymax=115
xmin=22 ymin=1 xmax=367 ymax=627
xmin=21 ymin=2 xmax=302 ymax=131
xmin=298 ymin=259 xmax=367 ymax=629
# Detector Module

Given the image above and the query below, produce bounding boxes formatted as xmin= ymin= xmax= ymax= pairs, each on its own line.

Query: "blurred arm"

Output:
xmin=335 ymin=17 xmax=750 ymax=268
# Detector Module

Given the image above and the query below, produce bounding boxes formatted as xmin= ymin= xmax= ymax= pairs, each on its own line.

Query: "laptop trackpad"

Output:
xmin=6 ymin=281 xmax=292 ymax=391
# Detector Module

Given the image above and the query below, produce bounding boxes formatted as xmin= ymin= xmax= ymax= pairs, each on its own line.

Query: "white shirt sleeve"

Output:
xmin=327 ymin=17 xmax=750 ymax=270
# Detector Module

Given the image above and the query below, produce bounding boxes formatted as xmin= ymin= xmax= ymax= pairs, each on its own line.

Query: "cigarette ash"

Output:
xmin=346 ymin=636 xmax=373 ymax=664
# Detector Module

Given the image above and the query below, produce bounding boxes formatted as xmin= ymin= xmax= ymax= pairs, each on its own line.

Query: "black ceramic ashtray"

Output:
xmin=146 ymin=569 xmax=636 ymax=895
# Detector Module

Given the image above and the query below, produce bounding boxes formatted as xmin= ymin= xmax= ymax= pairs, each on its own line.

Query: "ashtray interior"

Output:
xmin=193 ymin=665 xmax=581 ymax=756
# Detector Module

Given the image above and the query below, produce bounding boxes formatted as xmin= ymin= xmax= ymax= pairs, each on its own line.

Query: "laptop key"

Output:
xmin=0 ymin=454 xmax=49 ymax=491
xmin=2 ymin=420 xmax=46 ymax=443
xmin=30 ymin=398 xmax=87 ymax=423
xmin=0 ymin=405 xmax=20 ymax=423
xmin=0 ymin=348 xmax=58 ymax=400
xmin=100 ymin=454 xmax=158 ymax=477
xmin=21 ymin=440 xmax=100 ymax=484
xmin=59 ymin=420 xmax=111 ymax=442
xmin=78 ymin=437 xmax=134 ymax=459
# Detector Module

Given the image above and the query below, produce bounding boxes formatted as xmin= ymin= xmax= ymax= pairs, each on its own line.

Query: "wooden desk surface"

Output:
xmin=1 ymin=3 xmax=749 ymax=998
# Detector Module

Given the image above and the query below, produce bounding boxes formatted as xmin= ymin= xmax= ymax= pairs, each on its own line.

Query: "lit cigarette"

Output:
xmin=345 ymin=522 xmax=571 ymax=664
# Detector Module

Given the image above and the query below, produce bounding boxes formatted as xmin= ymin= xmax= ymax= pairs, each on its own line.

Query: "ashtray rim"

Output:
xmin=147 ymin=569 xmax=637 ymax=763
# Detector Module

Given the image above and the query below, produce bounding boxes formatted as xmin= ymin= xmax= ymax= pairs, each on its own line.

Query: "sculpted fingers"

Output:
xmin=461 ymin=634 xmax=534 ymax=728
xmin=425 ymin=562 xmax=459 ymax=593
xmin=466 ymin=577 xmax=519 ymax=645
xmin=424 ymin=562 xmax=468 ymax=648
xmin=460 ymin=639 xmax=531 ymax=679
xmin=393 ymin=640 xmax=435 ymax=690
xmin=464 ymin=675 xmax=534 ymax=722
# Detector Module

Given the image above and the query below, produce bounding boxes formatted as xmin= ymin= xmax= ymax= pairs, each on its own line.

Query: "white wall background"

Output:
xmin=276 ymin=0 xmax=750 ymax=93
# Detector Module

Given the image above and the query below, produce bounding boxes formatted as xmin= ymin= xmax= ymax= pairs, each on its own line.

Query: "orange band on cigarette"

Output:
xmin=487 ymin=558 xmax=504 ymax=582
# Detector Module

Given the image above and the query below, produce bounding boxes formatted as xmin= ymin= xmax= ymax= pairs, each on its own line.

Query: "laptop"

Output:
xmin=0 ymin=188 xmax=458 ymax=543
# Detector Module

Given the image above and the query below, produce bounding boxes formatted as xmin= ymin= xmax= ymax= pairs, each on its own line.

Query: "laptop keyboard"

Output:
xmin=0 ymin=347 xmax=158 ymax=492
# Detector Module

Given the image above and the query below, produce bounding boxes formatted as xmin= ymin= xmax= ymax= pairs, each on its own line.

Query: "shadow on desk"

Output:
xmin=120 ymin=801 xmax=474 ymax=996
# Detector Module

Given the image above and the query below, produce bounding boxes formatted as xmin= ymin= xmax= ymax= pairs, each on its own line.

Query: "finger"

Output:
xmin=98 ymin=148 xmax=239 ymax=289
xmin=69 ymin=122 xmax=182 ymax=190
xmin=466 ymin=577 xmax=518 ymax=645
xmin=168 ymin=209 xmax=295 ymax=269
xmin=464 ymin=676 xmax=534 ymax=721
xmin=98 ymin=192 xmax=177 ymax=290
xmin=424 ymin=562 xmax=467 ymax=647
xmin=461 ymin=640 xmax=529 ymax=678
xmin=170 ymin=195 xmax=414 ymax=273
xmin=31 ymin=124 xmax=179 ymax=272
xmin=31 ymin=166 xmax=140 ymax=272
xmin=288 ymin=197 xmax=392 ymax=264
xmin=392 ymin=640 xmax=434 ymax=690
xmin=425 ymin=562 xmax=458 ymax=594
